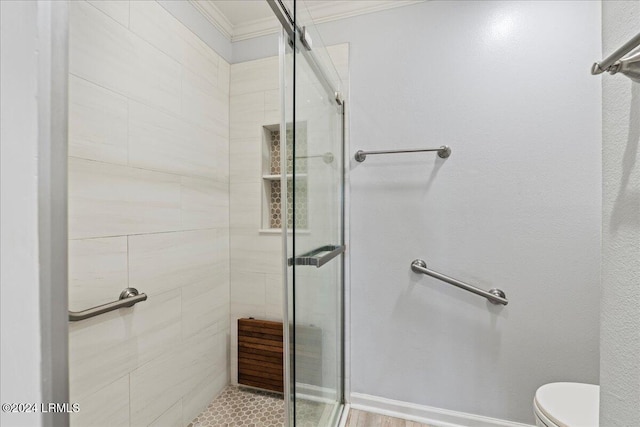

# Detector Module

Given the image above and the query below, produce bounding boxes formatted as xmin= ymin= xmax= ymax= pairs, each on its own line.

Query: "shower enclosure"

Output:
xmin=277 ymin=1 xmax=347 ymax=424
xmin=64 ymin=0 xmax=346 ymax=425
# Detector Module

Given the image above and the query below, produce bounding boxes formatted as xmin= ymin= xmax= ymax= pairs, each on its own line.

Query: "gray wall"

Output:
xmin=600 ymin=1 xmax=640 ymax=426
xmin=1 ymin=2 xmax=44 ymax=426
xmin=235 ymin=1 xmax=602 ymax=424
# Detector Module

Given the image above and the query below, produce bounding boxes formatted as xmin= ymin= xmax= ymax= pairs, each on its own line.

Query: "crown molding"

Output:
xmin=233 ymin=15 xmax=280 ymax=42
xmin=303 ymin=1 xmax=424 ymax=26
xmin=189 ymin=0 xmax=234 ymax=41
xmin=192 ymin=0 xmax=425 ymax=42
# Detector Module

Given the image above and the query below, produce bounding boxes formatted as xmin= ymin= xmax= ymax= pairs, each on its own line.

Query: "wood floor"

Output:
xmin=345 ymin=409 xmax=432 ymax=427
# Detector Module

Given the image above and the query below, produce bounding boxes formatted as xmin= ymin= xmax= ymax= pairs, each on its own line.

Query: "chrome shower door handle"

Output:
xmin=288 ymin=244 xmax=345 ymax=268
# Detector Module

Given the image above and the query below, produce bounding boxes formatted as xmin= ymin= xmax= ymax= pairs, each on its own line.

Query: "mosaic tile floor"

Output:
xmin=188 ymin=385 xmax=335 ymax=427
xmin=189 ymin=386 xmax=284 ymax=427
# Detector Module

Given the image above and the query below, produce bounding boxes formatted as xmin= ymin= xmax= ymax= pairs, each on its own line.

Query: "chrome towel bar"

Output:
xmin=68 ymin=288 xmax=147 ymax=321
xmin=354 ymin=146 xmax=451 ymax=163
xmin=592 ymin=31 xmax=640 ymax=82
xmin=411 ymin=259 xmax=508 ymax=306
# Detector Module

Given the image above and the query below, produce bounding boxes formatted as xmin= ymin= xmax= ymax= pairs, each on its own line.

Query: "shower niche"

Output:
xmin=262 ymin=124 xmax=308 ymax=231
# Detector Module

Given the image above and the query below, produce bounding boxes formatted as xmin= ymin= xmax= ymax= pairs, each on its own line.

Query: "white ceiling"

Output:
xmin=189 ymin=0 xmax=425 ymax=42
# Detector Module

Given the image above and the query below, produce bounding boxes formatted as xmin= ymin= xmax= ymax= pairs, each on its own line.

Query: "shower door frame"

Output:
xmin=33 ymin=1 xmax=71 ymax=427
xmin=271 ymin=0 xmax=350 ymax=425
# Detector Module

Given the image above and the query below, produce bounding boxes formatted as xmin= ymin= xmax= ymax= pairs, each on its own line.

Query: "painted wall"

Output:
xmin=66 ymin=1 xmax=230 ymax=425
xmin=0 ymin=2 xmax=43 ymax=426
xmin=233 ymin=1 xmax=602 ymax=424
xmin=600 ymin=1 xmax=640 ymax=425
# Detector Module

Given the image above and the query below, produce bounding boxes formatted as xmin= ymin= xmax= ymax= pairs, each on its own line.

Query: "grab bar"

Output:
xmin=68 ymin=288 xmax=147 ymax=321
xmin=410 ymin=259 xmax=508 ymax=305
xmin=354 ymin=146 xmax=451 ymax=162
xmin=288 ymin=245 xmax=345 ymax=268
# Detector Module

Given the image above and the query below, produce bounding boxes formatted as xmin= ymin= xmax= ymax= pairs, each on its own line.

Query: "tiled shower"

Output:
xmin=66 ymin=1 xmax=348 ymax=425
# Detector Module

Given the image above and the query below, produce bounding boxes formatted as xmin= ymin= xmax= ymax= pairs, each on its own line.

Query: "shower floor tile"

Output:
xmin=188 ymin=386 xmax=284 ymax=427
xmin=189 ymin=385 xmax=337 ymax=427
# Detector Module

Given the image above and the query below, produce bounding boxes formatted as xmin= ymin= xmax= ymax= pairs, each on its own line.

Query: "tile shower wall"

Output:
xmin=229 ymin=54 xmax=283 ymax=384
xmin=67 ymin=2 xmax=230 ymax=426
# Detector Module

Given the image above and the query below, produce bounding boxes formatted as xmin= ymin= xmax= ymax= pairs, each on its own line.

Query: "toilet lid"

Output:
xmin=535 ymin=383 xmax=599 ymax=427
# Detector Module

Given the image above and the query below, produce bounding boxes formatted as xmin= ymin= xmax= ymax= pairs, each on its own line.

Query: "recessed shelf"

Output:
xmin=262 ymin=124 xmax=308 ymax=231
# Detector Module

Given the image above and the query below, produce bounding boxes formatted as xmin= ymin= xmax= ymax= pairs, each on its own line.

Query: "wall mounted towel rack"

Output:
xmin=68 ymin=288 xmax=147 ymax=321
xmin=592 ymin=31 xmax=640 ymax=82
xmin=354 ymin=146 xmax=451 ymax=163
xmin=411 ymin=259 xmax=508 ymax=306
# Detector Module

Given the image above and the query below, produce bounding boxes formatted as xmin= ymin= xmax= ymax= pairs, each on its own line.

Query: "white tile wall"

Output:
xmin=230 ymin=139 xmax=263 ymax=184
xmin=230 ymin=57 xmax=279 ymax=96
xmin=68 ymin=157 xmax=182 ymax=239
xmin=70 ymin=1 xmax=133 ymax=98
xmin=181 ymin=176 xmax=230 ymax=230
xmin=87 ymin=0 xmax=130 ymax=28
xmin=128 ymin=100 xmax=225 ymax=180
xmin=229 ymin=182 xmax=262 ymax=228
xmin=68 ymin=75 xmax=128 ymax=165
xmin=230 ymin=229 xmax=282 ymax=276
xmin=129 ymin=1 xmax=220 ymax=88
xmin=230 ymin=92 xmax=265 ymax=140
xmin=68 ymin=237 xmax=128 ymax=311
xmin=128 ymin=35 xmax=182 ymax=115
xmin=229 ymin=56 xmax=281 ymax=385
xmin=264 ymin=89 xmax=280 ymax=125
xmin=149 ymin=401 xmax=182 ymax=427
xmin=182 ymin=279 xmax=229 ymax=340
xmin=181 ymin=68 xmax=229 ymax=139
xmin=71 ymin=375 xmax=130 ymax=427
xmin=128 ymin=229 xmax=224 ymax=297
xmin=218 ymin=60 xmax=230 ymax=95
xmin=68 ymin=1 xmax=230 ymax=426
xmin=129 ymin=346 xmax=184 ymax=427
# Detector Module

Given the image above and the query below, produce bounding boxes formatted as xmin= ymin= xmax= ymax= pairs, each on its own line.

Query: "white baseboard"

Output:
xmin=349 ymin=393 xmax=535 ymax=427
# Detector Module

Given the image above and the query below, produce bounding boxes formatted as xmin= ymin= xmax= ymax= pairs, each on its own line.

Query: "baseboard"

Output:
xmin=349 ymin=393 xmax=535 ymax=427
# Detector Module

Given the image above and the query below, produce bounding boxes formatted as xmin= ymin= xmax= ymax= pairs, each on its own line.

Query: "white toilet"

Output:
xmin=533 ymin=383 xmax=599 ymax=427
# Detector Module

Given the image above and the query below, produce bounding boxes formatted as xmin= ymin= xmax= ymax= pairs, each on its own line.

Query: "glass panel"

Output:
xmin=283 ymin=2 xmax=345 ymax=424
xmin=295 ymin=0 xmax=343 ymax=96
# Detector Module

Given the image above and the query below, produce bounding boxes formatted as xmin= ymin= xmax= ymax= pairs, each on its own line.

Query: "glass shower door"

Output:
xmin=283 ymin=13 xmax=345 ymax=426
